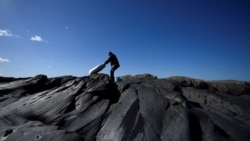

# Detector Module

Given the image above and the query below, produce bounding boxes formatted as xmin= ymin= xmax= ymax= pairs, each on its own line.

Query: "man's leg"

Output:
xmin=110 ymin=65 xmax=119 ymax=82
xmin=110 ymin=69 xmax=115 ymax=82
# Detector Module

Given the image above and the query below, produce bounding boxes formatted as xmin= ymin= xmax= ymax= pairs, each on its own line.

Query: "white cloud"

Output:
xmin=0 ymin=29 xmax=13 ymax=37
xmin=0 ymin=57 xmax=10 ymax=63
xmin=30 ymin=35 xmax=43 ymax=42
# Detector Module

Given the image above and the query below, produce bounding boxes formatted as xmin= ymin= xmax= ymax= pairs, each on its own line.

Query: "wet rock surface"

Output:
xmin=0 ymin=74 xmax=250 ymax=141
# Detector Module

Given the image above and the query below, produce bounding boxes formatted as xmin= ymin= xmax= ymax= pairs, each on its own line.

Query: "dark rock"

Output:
xmin=167 ymin=76 xmax=209 ymax=89
xmin=121 ymin=73 xmax=157 ymax=81
xmin=209 ymin=80 xmax=250 ymax=95
xmin=0 ymin=74 xmax=250 ymax=141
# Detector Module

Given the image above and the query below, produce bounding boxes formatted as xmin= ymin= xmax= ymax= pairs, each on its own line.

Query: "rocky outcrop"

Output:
xmin=0 ymin=74 xmax=250 ymax=141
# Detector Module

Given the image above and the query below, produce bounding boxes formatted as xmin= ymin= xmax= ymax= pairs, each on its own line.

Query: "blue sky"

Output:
xmin=0 ymin=0 xmax=250 ymax=81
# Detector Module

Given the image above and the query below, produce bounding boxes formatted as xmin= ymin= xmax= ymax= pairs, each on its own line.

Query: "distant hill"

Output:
xmin=0 ymin=74 xmax=250 ymax=141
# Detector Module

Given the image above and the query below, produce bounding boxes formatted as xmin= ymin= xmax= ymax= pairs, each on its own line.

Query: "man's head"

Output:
xmin=109 ymin=51 xmax=113 ymax=56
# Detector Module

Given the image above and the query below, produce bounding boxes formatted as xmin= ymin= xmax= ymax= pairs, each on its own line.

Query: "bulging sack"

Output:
xmin=89 ymin=64 xmax=105 ymax=75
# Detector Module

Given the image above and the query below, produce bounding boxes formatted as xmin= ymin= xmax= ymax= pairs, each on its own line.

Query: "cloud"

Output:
xmin=0 ymin=29 xmax=13 ymax=37
xmin=0 ymin=57 xmax=10 ymax=63
xmin=30 ymin=35 xmax=43 ymax=42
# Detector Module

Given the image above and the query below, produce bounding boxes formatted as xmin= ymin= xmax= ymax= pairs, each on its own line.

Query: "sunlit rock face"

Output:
xmin=0 ymin=74 xmax=250 ymax=141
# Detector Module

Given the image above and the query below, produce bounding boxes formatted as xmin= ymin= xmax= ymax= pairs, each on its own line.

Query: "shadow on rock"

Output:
xmin=91 ymin=82 xmax=121 ymax=104
xmin=85 ymin=74 xmax=121 ymax=104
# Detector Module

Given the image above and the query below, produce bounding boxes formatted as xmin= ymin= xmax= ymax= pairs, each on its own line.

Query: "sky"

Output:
xmin=0 ymin=0 xmax=250 ymax=81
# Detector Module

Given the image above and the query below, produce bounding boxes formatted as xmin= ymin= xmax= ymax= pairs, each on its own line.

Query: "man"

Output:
xmin=104 ymin=51 xmax=120 ymax=82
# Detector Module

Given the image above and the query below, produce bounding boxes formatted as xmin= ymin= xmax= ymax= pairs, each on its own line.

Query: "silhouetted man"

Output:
xmin=104 ymin=51 xmax=120 ymax=82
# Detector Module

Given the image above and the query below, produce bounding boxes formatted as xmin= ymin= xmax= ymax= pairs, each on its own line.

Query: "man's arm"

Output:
xmin=104 ymin=57 xmax=110 ymax=65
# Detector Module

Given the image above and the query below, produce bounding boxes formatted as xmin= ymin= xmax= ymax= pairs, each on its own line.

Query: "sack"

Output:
xmin=89 ymin=64 xmax=105 ymax=75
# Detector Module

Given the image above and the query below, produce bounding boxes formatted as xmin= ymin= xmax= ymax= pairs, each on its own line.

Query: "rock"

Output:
xmin=209 ymin=80 xmax=250 ymax=95
xmin=0 ymin=74 xmax=250 ymax=141
xmin=121 ymin=73 xmax=157 ymax=81
xmin=167 ymin=76 xmax=209 ymax=89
